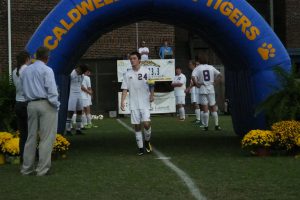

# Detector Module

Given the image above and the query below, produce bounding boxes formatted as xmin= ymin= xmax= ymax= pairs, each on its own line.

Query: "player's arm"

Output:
xmin=149 ymin=85 xmax=154 ymax=102
xmin=171 ymin=82 xmax=183 ymax=87
xmin=192 ymin=76 xmax=201 ymax=88
xmin=121 ymin=89 xmax=128 ymax=111
xmin=81 ymin=85 xmax=90 ymax=94
xmin=213 ymin=68 xmax=222 ymax=85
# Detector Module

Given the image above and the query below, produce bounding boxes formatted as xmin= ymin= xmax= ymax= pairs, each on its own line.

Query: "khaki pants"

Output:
xmin=21 ymin=100 xmax=58 ymax=176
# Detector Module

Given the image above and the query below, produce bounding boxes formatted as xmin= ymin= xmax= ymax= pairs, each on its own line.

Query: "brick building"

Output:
xmin=0 ymin=0 xmax=299 ymax=113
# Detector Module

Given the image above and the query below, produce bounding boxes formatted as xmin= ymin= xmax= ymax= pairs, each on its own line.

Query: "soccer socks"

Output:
xmin=202 ymin=112 xmax=209 ymax=127
xmin=200 ymin=111 xmax=204 ymax=122
xmin=87 ymin=114 xmax=92 ymax=125
xmin=66 ymin=118 xmax=72 ymax=131
xmin=144 ymin=127 xmax=151 ymax=141
xmin=82 ymin=114 xmax=87 ymax=127
xmin=135 ymin=131 xmax=143 ymax=148
xmin=212 ymin=111 xmax=219 ymax=126
xmin=76 ymin=115 xmax=82 ymax=130
xmin=179 ymin=107 xmax=185 ymax=119
xmin=195 ymin=109 xmax=201 ymax=121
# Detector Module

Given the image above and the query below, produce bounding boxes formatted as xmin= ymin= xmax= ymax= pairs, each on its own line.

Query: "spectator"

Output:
xmin=138 ymin=41 xmax=149 ymax=61
xmin=12 ymin=50 xmax=31 ymax=163
xmin=159 ymin=40 xmax=173 ymax=59
xmin=20 ymin=46 xmax=60 ymax=176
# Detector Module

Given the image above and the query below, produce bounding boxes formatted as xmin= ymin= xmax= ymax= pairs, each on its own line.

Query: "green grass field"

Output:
xmin=1 ymin=116 xmax=300 ymax=200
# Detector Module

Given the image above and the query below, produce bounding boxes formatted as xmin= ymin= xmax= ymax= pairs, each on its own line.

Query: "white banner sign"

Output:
xmin=117 ymin=59 xmax=175 ymax=82
xmin=118 ymin=92 xmax=176 ymax=114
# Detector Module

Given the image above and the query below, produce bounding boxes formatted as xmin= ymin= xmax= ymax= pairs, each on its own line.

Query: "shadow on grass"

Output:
xmin=66 ymin=129 xmax=242 ymax=158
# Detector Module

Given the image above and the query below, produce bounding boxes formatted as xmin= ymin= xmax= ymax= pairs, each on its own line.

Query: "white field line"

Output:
xmin=116 ymin=119 xmax=207 ymax=200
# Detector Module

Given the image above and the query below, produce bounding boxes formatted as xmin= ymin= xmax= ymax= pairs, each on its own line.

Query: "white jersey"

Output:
xmin=172 ymin=73 xmax=186 ymax=96
xmin=12 ymin=65 xmax=27 ymax=102
xmin=138 ymin=47 xmax=149 ymax=61
xmin=192 ymin=64 xmax=221 ymax=94
xmin=121 ymin=67 xmax=151 ymax=110
xmin=69 ymin=69 xmax=83 ymax=96
xmin=81 ymin=75 xmax=91 ymax=100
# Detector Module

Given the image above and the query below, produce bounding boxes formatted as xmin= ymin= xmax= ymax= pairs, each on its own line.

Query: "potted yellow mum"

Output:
xmin=52 ymin=134 xmax=70 ymax=159
xmin=0 ymin=132 xmax=14 ymax=165
xmin=242 ymin=130 xmax=276 ymax=156
xmin=1 ymin=137 xmax=20 ymax=164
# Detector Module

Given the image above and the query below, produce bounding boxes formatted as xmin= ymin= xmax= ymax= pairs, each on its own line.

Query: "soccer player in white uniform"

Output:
xmin=192 ymin=54 xmax=222 ymax=131
xmin=65 ymin=64 xmax=88 ymax=136
xmin=185 ymin=60 xmax=202 ymax=124
xmin=121 ymin=51 xmax=154 ymax=155
xmin=171 ymin=67 xmax=186 ymax=121
xmin=138 ymin=41 xmax=149 ymax=61
xmin=81 ymin=69 xmax=93 ymax=129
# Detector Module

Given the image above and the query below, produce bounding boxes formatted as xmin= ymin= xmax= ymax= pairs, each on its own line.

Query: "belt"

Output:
xmin=28 ymin=98 xmax=47 ymax=102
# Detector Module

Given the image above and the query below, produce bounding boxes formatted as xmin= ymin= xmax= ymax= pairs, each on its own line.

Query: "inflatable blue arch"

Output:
xmin=26 ymin=0 xmax=291 ymax=135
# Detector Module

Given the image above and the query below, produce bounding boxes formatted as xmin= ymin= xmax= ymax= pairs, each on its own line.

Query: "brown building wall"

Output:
xmin=285 ymin=0 xmax=300 ymax=48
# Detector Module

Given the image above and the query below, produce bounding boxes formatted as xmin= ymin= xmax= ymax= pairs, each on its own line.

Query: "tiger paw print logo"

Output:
xmin=258 ymin=43 xmax=276 ymax=60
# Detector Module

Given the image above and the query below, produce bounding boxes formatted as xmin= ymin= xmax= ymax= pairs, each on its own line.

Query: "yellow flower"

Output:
xmin=2 ymin=138 xmax=20 ymax=155
xmin=0 ymin=132 xmax=14 ymax=149
xmin=53 ymin=134 xmax=70 ymax=153
xmin=241 ymin=130 xmax=275 ymax=149
xmin=271 ymin=120 xmax=300 ymax=150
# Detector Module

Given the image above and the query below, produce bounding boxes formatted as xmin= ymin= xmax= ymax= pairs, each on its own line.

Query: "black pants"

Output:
xmin=15 ymin=101 xmax=28 ymax=161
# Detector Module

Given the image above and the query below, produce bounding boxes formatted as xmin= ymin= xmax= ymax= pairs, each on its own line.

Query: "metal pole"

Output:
xmin=136 ymin=23 xmax=139 ymax=51
xmin=270 ymin=0 xmax=274 ymax=29
xmin=8 ymin=0 xmax=12 ymax=77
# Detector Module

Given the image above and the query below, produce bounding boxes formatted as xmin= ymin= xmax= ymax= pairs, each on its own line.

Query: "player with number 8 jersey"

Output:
xmin=192 ymin=56 xmax=222 ymax=131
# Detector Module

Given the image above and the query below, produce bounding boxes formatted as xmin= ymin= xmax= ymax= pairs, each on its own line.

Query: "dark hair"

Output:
xmin=36 ymin=46 xmax=50 ymax=60
xmin=78 ymin=64 xmax=89 ymax=74
xmin=175 ymin=66 xmax=182 ymax=70
xmin=16 ymin=50 xmax=30 ymax=77
xmin=129 ymin=51 xmax=141 ymax=60
xmin=189 ymin=60 xmax=196 ymax=66
xmin=198 ymin=53 xmax=209 ymax=64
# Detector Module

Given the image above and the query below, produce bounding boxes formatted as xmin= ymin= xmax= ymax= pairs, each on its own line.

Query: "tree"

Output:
xmin=255 ymin=66 xmax=300 ymax=125
xmin=0 ymin=73 xmax=16 ymax=131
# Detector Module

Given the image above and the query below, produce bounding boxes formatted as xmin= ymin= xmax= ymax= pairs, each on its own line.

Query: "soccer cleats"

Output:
xmin=138 ymin=148 xmax=144 ymax=156
xmin=145 ymin=141 xmax=152 ymax=153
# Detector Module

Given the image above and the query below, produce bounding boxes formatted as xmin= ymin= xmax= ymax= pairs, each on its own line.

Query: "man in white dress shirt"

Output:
xmin=138 ymin=41 xmax=149 ymax=61
xmin=172 ymin=67 xmax=187 ymax=121
xmin=121 ymin=51 xmax=154 ymax=155
xmin=20 ymin=46 xmax=60 ymax=176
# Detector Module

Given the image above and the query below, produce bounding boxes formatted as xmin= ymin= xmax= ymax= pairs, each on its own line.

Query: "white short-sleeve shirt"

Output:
xmin=172 ymin=73 xmax=186 ymax=96
xmin=12 ymin=65 xmax=27 ymax=102
xmin=192 ymin=64 xmax=221 ymax=94
xmin=138 ymin=47 xmax=149 ymax=61
xmin=70 ymin=69 xmax=83 ymax=96
xmin=121 ymin=67 xmax=151 ymax=110
xmin=81 ymin=75 xmax=91 ymax=100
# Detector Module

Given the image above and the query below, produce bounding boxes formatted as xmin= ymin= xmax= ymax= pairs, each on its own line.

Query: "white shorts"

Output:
xmin=199 ymin=93 xmax=216 ymax=106
xmin=82 ymin=99 xmax=90 ymax=107
xmin=191 ymin=93 xmax=200 ymax=104
xmin=175 ymin=96 xmax=185 ymax=105
xmin=88 ymin=95 xmax=92 ymax=106
xmin=131 ymin=109 xmax=151 ymax=124
xmin=68 ymin=95 xmax=83 ymax=111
